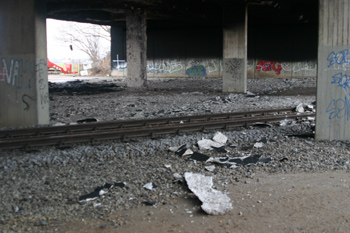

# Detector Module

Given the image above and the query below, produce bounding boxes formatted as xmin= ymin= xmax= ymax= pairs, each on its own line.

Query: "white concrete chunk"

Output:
xmin=213 ymin=132 xmax=228 ymax=144
xmin=198 ymin=139 xmax=224 ymax=150
xmin=184 ymin=172 xmax=232 ymax=215
xmin=296 ymin=103 xmax=305 ymax=113
xmin=254 ymin=142 xmax=264 ymax=148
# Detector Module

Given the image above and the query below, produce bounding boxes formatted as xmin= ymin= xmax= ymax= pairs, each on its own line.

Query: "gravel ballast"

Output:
xmin=1 ymin=77 xmax=349 ymax=232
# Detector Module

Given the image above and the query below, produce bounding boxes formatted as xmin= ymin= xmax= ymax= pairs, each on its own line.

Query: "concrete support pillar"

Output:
xmin=125 ymin=10 xmax=147 ymax=88
xmin=222 ymin=3 xmax=248 ymax=93
xmin=0 ymin=0 xmax=49 ymax=128
xmin=316 ymin=0 xmax=350 ymax=140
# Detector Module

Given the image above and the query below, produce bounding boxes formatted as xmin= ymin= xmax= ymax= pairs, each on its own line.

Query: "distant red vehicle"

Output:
xmin=47 ymin=59 xmax=77 ymax=74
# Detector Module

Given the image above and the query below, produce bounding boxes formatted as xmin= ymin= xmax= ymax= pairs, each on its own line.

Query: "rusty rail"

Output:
xmin=0 ymin=108 xmax=315 ymax=150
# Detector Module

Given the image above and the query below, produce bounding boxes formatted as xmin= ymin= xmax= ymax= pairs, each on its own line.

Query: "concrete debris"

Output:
xmin=306 ymin=104 xmax=315 ymax=112
xmin=280 ymin=119 xmax=295 ymax=126
xmin=184 ymin=172 xmax=232 ymax=215
xmin=198 ymin=139 xmax=223 ymax=150
xmin=173 ymin=173 xmax=184 ymax=183
xmin=205 ymin=165 xmax=216 ymax=172
xmin=254 ymin=138 xmax=268 ymax=148
xmin=295 ymin=103 xmax=305 ymax=113
xmin=175 ymin=147 xmax=187 ymax=156
xmin=183 ymin=149 xmax=194 ymax=156
xmin=143 ymin=182 xmax=158 ymax=190
xmin=207 ymin=154 xmax=271 ymax=168
xmin=168 ymin=145 xmax=183 ymax=152
xmin=79 ymin=182 xmax=125 ymax=202
xmin=212 ymin=132 xmax=228 ymax=144
xmin=173 ymin=173 xmax=183 ymax=180
xmin=170 ymin=144 xmax=194 ymax=156
xmin=254 ymin=142 xmax=264 ymax=148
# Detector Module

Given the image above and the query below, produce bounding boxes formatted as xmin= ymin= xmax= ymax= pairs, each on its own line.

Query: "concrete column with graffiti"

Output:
xmin=0 ymin=0 xmax=49 ymax=128
xmin=126 ymin=9 xmax=147 ymax=88
xmin=316 ymin=0 xmax=350 ymax=140
xmin=222 ymin=2 xmax=247 ymax=93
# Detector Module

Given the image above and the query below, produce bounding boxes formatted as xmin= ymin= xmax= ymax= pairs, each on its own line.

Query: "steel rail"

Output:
xmin=0 ymin=107 xmax=296 ymax=139
xmin=0 ymin=109 xmax=315 ymax=150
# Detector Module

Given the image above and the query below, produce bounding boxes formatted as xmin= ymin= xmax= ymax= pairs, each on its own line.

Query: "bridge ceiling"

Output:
xmin=46 ymin=0 xmax=318 ymax=28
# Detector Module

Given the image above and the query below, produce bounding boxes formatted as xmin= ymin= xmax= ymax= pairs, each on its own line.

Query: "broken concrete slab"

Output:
xmin=184 ymin=172 xmax=232 ymax=215
xmin=212 ymin=132 xmax=228 ymax=144
xmin=295 ymin=103 xmax=305 ymax=113
xmin=198 ymin=139 xmax=223 ymax=150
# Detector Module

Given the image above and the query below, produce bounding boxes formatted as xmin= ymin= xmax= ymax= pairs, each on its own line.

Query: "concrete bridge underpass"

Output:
xmin=0 ymin=0 xmax=349 ymax=140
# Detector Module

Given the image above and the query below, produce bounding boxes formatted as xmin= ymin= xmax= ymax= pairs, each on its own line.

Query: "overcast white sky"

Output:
xmin=46 ymin=19 xmax=110 ymax=61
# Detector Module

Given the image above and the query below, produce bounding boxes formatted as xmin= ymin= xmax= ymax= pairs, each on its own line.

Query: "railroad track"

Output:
xmin=0 ymin=108 xmax=315 ymax=150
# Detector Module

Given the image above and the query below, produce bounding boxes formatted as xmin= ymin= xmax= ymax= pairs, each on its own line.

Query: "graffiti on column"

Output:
xmin=224 ymin=58 xmax=243 ymax=81
xmin=1 ymin=58 xmax=35 ymax=89
xmin=325 ymin=49 xmax=350 ymax=120
xmin=36 ymin=59 xmax=49 ymax=109
xmin=325 ymin=49 xmax=350 ymax=71
xmin=0 ymin=57 xmax=46 ymax=111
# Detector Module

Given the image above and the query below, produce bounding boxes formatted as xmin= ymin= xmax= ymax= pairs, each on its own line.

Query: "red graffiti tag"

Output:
xmin=256 ymin=61 xmax=282 ymax=75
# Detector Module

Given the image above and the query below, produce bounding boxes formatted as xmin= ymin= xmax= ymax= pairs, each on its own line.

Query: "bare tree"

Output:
xmin=56 ymin=22 xmax=111 ymax=64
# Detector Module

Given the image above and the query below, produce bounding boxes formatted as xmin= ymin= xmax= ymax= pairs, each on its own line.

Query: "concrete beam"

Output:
xmin=222 ymin=3 xmax=247 ymax=93
xmin=0 ymin=0 xmax=49 ymax=128
xmin=126 ymin=10 xmax=147 ymax=88
xmin=316 ymin=0 xmax=350 ymax=140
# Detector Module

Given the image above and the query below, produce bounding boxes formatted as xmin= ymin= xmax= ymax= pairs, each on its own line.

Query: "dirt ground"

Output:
xmin=38 ymin=171 xmax=350 ymax=233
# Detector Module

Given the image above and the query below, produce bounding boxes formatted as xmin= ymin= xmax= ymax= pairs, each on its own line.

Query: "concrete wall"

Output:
xmin=112 ymin=58 xmax=317 ymax=78
xmin=111 ymin=18 xmax=318 ymax=78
